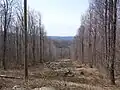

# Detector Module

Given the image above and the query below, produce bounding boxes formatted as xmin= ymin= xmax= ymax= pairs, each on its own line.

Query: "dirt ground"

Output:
xmin=0 ymin=59 xmax=120 ymax=90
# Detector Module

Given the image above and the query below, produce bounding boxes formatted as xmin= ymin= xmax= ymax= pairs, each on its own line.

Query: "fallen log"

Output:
xmin=0 ymin=75 xmax=23 ymax=79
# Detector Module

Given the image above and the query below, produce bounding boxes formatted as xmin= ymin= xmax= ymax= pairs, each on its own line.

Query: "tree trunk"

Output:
xmin=24 ymin=0 xmax=28 ymax=81
xmin=16 ymin=26 xmax=19 ymax=64
xmin=88 ymin=9 xmax=93 ymax=68
xmin=32 ymin=26 xmax=36 ymax=65
xmin=109 ymin=0 xmax=117 ymax=85
xmin=92 ymin=18 xmax=97 ymax=66
xmin=39 ymin=19 xmax=43 ymax=63
xmin=81 ymin=26 xmax=85 ymax=63
xmin=3 ymin=11 xmax=7 ymax=70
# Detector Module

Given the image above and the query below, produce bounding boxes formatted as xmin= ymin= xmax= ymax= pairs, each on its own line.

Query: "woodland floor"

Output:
xmin=0 ymin=59 xmax=120 ymax=90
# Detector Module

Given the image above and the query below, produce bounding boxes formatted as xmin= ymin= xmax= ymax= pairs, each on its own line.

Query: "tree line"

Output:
xmin=0 ymin=0 xmax=58 ymax=70
xmin=71 ymin=0 xmax=118 ymax=85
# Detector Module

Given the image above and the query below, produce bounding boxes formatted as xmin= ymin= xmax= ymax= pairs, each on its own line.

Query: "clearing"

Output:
xmin=0 ymin=59 xmax=120 ymax=90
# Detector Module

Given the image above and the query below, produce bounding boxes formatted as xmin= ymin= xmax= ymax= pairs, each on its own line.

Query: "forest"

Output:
xmin=0 ymin=0 xmax=120 ymax=90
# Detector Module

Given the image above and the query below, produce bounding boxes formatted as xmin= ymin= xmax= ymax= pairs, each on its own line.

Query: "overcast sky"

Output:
xmin=27 ymin=0 xmax=89 ymax=36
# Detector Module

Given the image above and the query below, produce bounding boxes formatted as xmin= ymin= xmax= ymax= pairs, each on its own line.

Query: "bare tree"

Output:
xmin=81 ymin=26 xmax=85 ymax=63
xmin=109 ymin=0 xmax=117 ymax=85
xmin=0 ymin=0 xmax=15 ymax=70
xmin=88 ymin=6 xmax=93 ymax=68
xmin=71 ymin=0 xmax=118 ymax=85
xmin=24 ymin=0 xmax=28 ymax=81
xmin=39 ymin=17 xmax=43 ymax=63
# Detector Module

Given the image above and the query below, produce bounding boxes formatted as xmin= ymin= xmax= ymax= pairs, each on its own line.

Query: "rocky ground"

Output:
xmin=0 ymin=59 xmax=120 ymax=90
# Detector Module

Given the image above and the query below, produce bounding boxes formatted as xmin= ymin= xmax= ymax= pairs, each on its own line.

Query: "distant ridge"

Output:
xmin=48 ymin=36 xmax=74 ymax=41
